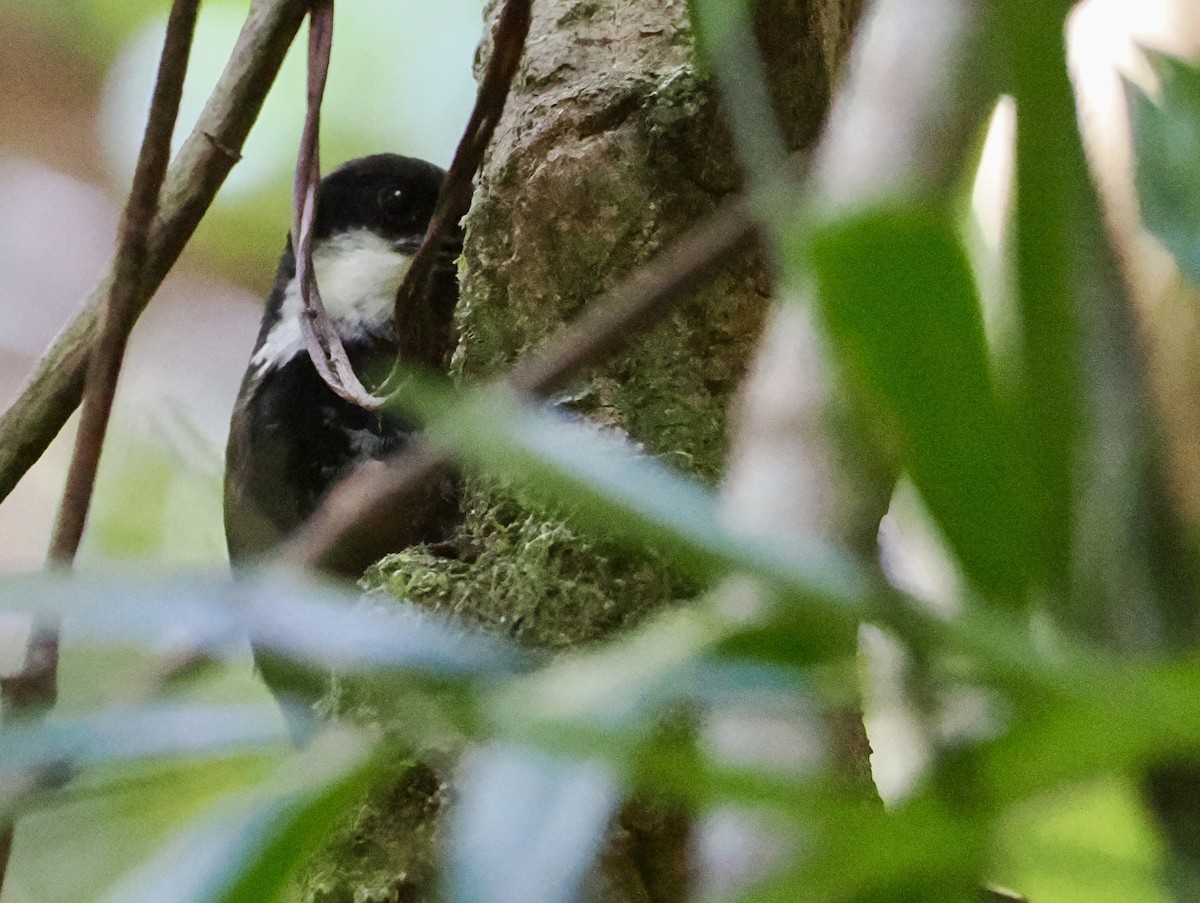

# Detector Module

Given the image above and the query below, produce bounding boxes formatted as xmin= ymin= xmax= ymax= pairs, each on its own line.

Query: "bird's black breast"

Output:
xmin=224 ymin=341 xmax=415 ymax=562
xmin=262 ymin=345 xmax=412 ymax=510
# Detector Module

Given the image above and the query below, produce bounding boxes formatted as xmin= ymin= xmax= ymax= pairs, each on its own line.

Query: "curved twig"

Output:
xmin=291 ymin=0 xmax=384 ymax=409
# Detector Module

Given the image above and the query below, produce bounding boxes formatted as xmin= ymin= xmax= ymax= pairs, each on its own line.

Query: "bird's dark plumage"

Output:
xmin=224 ymin=154 xmax=460 ymax=568
xmin=224 ymin=154 xmax=461 ymax=739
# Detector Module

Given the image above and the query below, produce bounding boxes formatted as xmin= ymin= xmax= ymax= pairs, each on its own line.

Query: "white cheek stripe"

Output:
xmin=250 ymin=229 xmax=413 ymax=377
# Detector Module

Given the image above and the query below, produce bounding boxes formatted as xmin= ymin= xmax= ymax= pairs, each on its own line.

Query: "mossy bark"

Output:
xmin=302 ymin=1 xmax=860 ymax=899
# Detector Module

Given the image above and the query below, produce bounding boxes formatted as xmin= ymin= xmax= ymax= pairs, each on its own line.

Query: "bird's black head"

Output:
xmin=245 ymin=153 xmax=459 ymax=385
xmin=313 ymin=153 xmax=446 ymax=252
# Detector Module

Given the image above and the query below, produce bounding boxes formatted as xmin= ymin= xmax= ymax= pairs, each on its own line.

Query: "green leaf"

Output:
xmin=994 ymin=1 xmax=1083 ymax=600
xmin=0 ymin=571 xmax=520 ymax=679
xmin=417 ymin=388 xmax=875 ymax=637
xmin=447 ymin=744 xmax=619 ymax=903
xmin=240 ymin=571 xmax=521 ymax=678
xmin=405 ymin=379 xmax=1127 ymax=687
xmin=1 ymin=705 xmax=286 ymax=818
xmin=98 ymin=728 xmax=378 ymax=903
xmin=493 ymin=603 xmax=820 ymax=746
xmin=717 ymin=786 xmax=988 ymax=903
xmin=5 ymin=754 xmax=276 ymax=903
xmin=995 ymin=778 xmax=1166 ymax=903
xmin=981 ymin=658 xmax=1200 ymax=805
xmin=1127 ymin=51 xmax=1200 ymax=287
xmin=807 ymin=207 xmax=1030 ymax=601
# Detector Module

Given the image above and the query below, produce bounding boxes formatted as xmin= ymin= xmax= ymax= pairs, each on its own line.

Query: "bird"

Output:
xmin=224 ymin=154 xmax=462 ymax=735
xmin=224 ymin=153 xmax=460 ymax=568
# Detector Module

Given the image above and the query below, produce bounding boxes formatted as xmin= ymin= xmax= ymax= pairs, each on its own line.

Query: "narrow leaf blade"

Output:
xmin=808 ymin=207 xmax=1030 ymax=601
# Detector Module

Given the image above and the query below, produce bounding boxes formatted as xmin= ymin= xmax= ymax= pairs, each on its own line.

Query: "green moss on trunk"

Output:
xmin=371 ymin=480 xmax=698 ymax=649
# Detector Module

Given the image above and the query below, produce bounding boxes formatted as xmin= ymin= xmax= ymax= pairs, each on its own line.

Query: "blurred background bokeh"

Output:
xmin=0 ymin=0 xmax=483 ymax=572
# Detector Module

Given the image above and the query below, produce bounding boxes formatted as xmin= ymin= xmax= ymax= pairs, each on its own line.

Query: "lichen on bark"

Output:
xmin=303 ymin=0 xmax=860 ymax=899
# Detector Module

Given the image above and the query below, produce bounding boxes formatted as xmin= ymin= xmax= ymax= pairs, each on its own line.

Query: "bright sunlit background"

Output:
xmin=0 ymin=0 xmax=483 ymax=572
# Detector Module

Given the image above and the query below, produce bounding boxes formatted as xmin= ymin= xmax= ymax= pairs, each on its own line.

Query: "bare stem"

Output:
xmin=290 ymin=1 xmax=385 ymax=409
xmin=49 ymin=0 xmax=200 ymax=565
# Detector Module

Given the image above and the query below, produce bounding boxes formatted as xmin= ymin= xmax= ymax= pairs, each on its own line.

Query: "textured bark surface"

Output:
xmin=403 ymin=0 xmax=859 ymax=644
xmin=306 ymin=1 xmax=859 ymax=899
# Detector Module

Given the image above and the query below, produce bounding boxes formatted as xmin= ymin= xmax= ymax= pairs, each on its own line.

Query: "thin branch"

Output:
xmin=389 ymin=0 xmax=532 ymax=370
xmin=49 ymin=0 xmax=199 ymax=565
xmin=280 ymin=196 xmax=758 ymax=573
xmin=0 ymin=0 xmax=311 ymax=507
xmin=0 ymin=1 xmax=200 ymax=891
xmin=290 ymin=1 xmax=384 ymax=409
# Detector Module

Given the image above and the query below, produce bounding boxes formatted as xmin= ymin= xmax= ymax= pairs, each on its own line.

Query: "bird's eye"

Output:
xmin=377 ymin=186 xmax=406 ymax=220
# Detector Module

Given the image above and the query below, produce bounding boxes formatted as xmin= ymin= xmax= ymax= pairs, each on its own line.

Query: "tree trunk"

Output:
xmin=303 ymin=1 xmax=860 ymax=899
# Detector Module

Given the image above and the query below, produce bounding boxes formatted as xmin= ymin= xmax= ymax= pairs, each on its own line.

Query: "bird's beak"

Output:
xmin=393 ymin=235 xmax=424 ymax=254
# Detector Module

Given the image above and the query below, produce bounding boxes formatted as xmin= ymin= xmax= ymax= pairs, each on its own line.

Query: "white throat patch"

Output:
xmin=250 ymin=229 xmax=413 ymax=376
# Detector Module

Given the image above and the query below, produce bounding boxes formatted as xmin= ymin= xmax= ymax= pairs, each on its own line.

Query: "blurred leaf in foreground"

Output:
xmin=995 ymin=777 xmax=1166 ymax=903
xmin=447 ymin=744 xmax=619 ymax=903
xmin=98 ymin=728 xmax=376 ymax=903
xmin=1 ymin=704 xmax=286 ymax=818
xmin=1127 ymin=50 xmax=1200 ymax=288
xmin=409 ymin=385 xmax=872 ymax=635
xmin=806 ymin=206 xmax=1030 ymax=604
xmin=5 ymin=754 xmax=275 ymax=903
xmin=0 ymin=571 xmax=519 ymax=680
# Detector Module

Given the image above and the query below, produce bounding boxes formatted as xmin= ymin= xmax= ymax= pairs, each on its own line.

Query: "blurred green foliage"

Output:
xmin=807 ymin=208 xmax=1030 ymax=604
xmin=3 ymin=2 xmax=1200 ymax=903
xmin=84 ymin=430 xmax=226 ymax=567
xmin=997 ymin=778 xmax=1168 ymax=903
xmin=1128 ymin=51 xmax=1200 ymax=288
xmin=8 ymin=754 xmax=280 ymax=903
